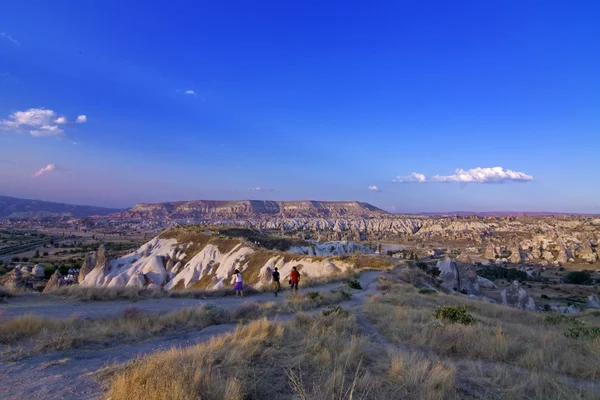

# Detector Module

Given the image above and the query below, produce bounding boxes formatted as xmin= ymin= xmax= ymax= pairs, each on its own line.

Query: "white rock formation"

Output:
xmin=81 ymin=236 xmax=355 ymax=291
xmin=501 ymin=281 xmax=536 ymax=311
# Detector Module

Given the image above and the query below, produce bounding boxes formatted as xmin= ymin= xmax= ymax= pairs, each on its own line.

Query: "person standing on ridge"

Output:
xmin=290 ymin=266 xmax=300 ymax=292
xmin=234 ymin=269 xmax=243 ymax=297
xmin=272 ymin=267 xmax=281 ymax=296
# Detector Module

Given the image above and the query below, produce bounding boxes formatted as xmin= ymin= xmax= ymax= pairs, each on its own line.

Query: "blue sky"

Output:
xmin=1 ymin=1 xmax=599 ymax=212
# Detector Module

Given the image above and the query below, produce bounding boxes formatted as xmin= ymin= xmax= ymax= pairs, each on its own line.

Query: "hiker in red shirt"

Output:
xmin=290 ymin=266 xmax=300 ymax=292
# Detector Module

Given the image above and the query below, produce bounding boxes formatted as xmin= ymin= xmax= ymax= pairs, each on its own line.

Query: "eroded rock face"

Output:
xmin=43 ymin=270 xmax=63 ymax=293
xmin=484 ymin=244 xmax=496 ymax=259
xmin=32 ymin=265 xmax=45 ymax=278
xmin=434 ymin=257 xmax=493 ymax=296
xmin=79 ymin=251 xmax=98 ymax=283
xmin=501 ymin=281 xmax=536 ymax=311
xmin=436 ymin=257 xmax=460 ymax=292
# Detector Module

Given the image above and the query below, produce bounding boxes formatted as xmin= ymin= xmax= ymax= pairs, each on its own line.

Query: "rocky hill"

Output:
xmin=0 ymin=196 xmax=121 ymax=220
xmin=80 ymin=227 xmax=378 ymax=290
xmin=113 ymin=200 xmax=386 ymax=220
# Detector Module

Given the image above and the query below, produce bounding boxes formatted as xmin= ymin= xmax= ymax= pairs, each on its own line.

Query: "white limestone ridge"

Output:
xmin=81 ymin=235 xmax=372 ymax=290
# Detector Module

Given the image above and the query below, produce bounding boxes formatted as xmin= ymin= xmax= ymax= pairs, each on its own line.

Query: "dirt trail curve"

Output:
xmin=0 ymin=271 xmax=384 ymax=400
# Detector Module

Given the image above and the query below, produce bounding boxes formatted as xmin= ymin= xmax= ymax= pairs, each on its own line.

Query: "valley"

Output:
xmin=1 ymin=198 xmax=599 ymax=399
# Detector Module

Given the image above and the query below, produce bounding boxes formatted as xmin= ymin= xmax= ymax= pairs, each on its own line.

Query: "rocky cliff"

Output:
xmin=114 ymin=200 xmax=387 ymax=220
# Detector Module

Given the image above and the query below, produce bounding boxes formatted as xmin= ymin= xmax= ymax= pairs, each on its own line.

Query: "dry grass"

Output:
xmin=335 ymin=254 xmax=395 ymax=271
xmin=363 ymin=272 xmax=600 ymax=383
xmin=0 ymin=286 xmax=354 ymax=357
xmin=0 ymin=304 xmax=232 ymax=352
xmin=45 ymin=283 xmax=267 ymax=301
xmin=0 ymin=284 xmax=18 ymax=300
xmin=107 ymin=313 xmax=458 ymax=400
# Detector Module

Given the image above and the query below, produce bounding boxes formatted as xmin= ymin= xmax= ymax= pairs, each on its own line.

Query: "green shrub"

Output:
xmin=543 ymin=314 xmax=579 ymax=325
xmin=346 ymin=278 xmax=362 ymax=290
xmin=565 ymin=324 xmax=600 ymax=340
xmin=434 ymin=305 xmax=475 ymax=325
xmin=564 ymin=271 xmax=592 ymax=285
xmin=322 ymin=305 xmax=349 ymax=318
xmin=478 ymin=266 xmax=528 ymax=282
xmin=419 ymin=288 xmax=437 ymax=295
xmin=306 ymin=292 xmax=322 ymax=301
xmin=0 ymin=266 xmax=7 ymax=276
xmin=44 ymin=266 xmax=56 ymax=279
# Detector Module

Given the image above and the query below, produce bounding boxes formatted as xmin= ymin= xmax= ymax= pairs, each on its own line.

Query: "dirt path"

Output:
xmin=0 ymin=271 xmax=383 ymax=400
xmin=1 ymin=271 xmax=381 ymax=320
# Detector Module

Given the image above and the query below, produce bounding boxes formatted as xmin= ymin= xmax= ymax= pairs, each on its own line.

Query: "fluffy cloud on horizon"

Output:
xmin=393 ymin=167 xmax=533 ymax=184
xmin=368 ymin=185 xmax=381 ymax=192
xmin=1 ymin=108 xmax=87 ymax=138
xmin=32 ymin=164 xmax=57 ymax=177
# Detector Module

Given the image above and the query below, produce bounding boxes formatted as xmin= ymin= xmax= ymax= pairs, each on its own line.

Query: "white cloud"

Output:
xmin=393 ymin=172 xmax=427 ymax=183
xmin=2 ymin=108 xmax=57 ymax=128
xmin=368 ymin=185 xmax=381 ymax=192
xmin=1 ymin=108 xmax=86 ymax=138
xmin=30 ymin=125 xmax=64 ymax=137
xmin=249 ymin=186 xmax=274 ymax=192
xmin=184 ymin=89 xmax=197 ymax=97
xmin=1 ymin=32 xmax=20 ymax=46
xmin=393 ymin=167 xmax=533 ymax=184
xmin=32 ymin=164 xmax=56 ymax=177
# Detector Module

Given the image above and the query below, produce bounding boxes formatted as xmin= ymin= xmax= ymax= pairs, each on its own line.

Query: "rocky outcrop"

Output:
xmin=434 ymin=257 xmax=496 ymax=295
xmin=484 ymin=244 xmax=496 ymax=260
xmin=81 ymin=235 xmax=361 ymax=291
xmin=436 ymin=257 xmax=460 ymax=292
xmin=43 ymin=270 xmax=63 ymax=292
xmin=32 ymin=265 xmax=45 ymax=278
xmin=501 ymin=281 xmax=536 ymax=311
xmin=578 ymin=242 xmax=598 ymax=263
xmin=508 ymin=245 xmax=521 ymax=263
xmin=585 ymin=294 xmax=600 ymax=309
xmin=79 ymin=251 xmax=98 ymax=283
xmin=0 ymin=269 xmax=24 ymax=289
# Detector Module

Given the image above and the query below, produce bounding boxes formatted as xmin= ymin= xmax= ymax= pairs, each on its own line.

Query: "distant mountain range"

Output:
xmin=415 ymin=211 xmax=600 ymax=217
xmin=114 ymin=200 xmax=387 ymax=220
xmin=0 ymin=196 xmax=122 ymax=219
xmin=1 ymin=195 xmax=596 ymax=221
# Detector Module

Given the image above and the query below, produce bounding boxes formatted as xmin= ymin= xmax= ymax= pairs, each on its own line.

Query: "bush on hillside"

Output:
xmin=564 ymin=271 xmax=592 ymax=285
xmin=477 ymin=266 xmax=528 ymax=282
xmin=419 ymin=288 xmax=437 ymax=295
xmin=306 ymin=292 xmax=322 ymax=301
xmin=346 ymin=278 xmax=362 ymax=290
xmin=565 ymin=324 xmax=600 ymax=340
xmin=322 ymin=305 xmax=349 ymax=317
xmin=434 ymin=305 xmax=475 ymax=325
